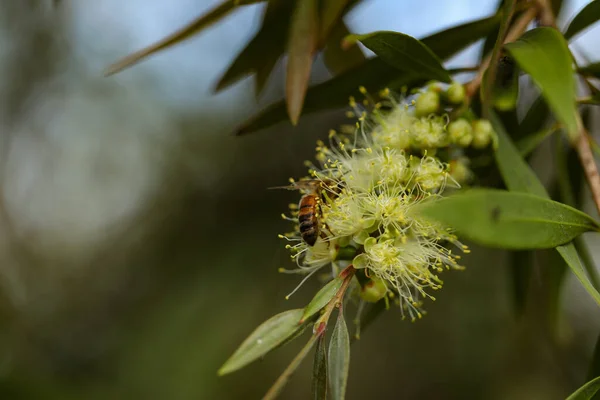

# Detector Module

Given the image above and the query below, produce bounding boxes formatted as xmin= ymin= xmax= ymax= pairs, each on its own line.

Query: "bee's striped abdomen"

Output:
xmin=298 ymin=194 xmax=319 ymax=246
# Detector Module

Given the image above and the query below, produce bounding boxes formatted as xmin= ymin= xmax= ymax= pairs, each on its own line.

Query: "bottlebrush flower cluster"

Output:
xmin=279 ymin=84 xmax=496 ymax=320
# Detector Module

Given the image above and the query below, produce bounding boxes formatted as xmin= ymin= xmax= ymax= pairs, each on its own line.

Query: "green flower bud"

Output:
xmin=353 ymin=253 xmax=369 ymax=269
xmin=446 ymin=82 xmax=466 ymax=104
xmin=471 ymin=119 xmax=494 ymax=149
xmin=359 ymin=276 xmax=388 ymax=303
xmin=353 ymin=230 xmax=370 ymax=245
xmin=415 ymin=91 xmax=440 ymax=117
xmin=363 ymin=237 xmax=377 ymax=252
xmin=448 ymin=118 xmax=473 ymax=147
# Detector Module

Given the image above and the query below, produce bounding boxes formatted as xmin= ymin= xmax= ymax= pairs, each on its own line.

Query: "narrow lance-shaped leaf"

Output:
xmin=105 ymin=0 xmax=264 ymax=76
xmin=588 ymin=333 xmax=600 ymax=381
xmin=415 ymin=188 xmax=600 ymax=249
xmin=344 ymin=31 xmax=452 ymax=83
xmin=493 ymin=112 xmax=547 ymax=196
xmin=564 ymin=0 xmax=600 ymax=40
xmin=218 ymin=309 xmax=305 ymax=375
xmin=319 ymin=0 xmax=350 ymax=40
xmin=302 ymin=278 xmax=343 ymax=322
xmin=578 ymin=62 xmax=600 ymax=79
xmin=491 ymin=112 xmax=600 ymax=307
xmin=286 ymin=0 xmax=319 ymax=125
xmin=216 ymin=0 xmax=294 ymax=94
xmin=311 ymin=334 xmax=328 ymax=400
xmin=516 ymin=95 xmax=551 ymax=141
xmin=515 ymin=126 xmax=558 ymax=157
xmin=237 ymin=13 xmax=501 ymax=135
xmin=566 ymin=376 xmax=600 ymax=400
xmin=504 ymin=27 xmax=579 ymax=141
xmin=328 ymin=310 xmax=350 ymax=400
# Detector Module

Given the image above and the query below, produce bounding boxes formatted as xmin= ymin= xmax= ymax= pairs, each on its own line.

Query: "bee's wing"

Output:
xmin=268 ymin=184 xmax=297 ymax=190
xmin=268 ymin=180 xmax=320 ymax=191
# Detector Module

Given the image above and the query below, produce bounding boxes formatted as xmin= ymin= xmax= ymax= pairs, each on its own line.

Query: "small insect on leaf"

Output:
xmin=328 ymin=310 xmax=350 ymax=400
xmin=218 ymin=308 xmax=305 ymax=376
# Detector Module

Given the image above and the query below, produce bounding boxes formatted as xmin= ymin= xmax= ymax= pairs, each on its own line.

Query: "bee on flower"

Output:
xmin=277 ymin=84 xmax=493 ymax=320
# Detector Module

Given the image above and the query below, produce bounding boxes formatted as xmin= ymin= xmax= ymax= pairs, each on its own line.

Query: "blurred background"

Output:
xmin=0 ymin=1 xmax=599 ymax=399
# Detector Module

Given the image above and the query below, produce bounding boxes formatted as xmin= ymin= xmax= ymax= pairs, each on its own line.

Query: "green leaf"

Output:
xmin=286 ymin=0 xmax=319 ymax=124
xmin=105 ymin=0 xmax=264 ymax=76
xmin=515 ymin=126 xmax=557 ymax=157
xmin=311 ymin=334 xmax=328 ymax=400
xmin=491 ymin=111 xmax=600 ymax=307
xmin=579 ymin=62 xmax=600 ymax=79
xmin=557 ymin=244 xmax=600 ymax=306
xmin=319 ymin=0 xmax=350 ymax=39
xmin=566 ymin=376 xmax=600 ymax=400
xmin=504 ymin=27 xmax=578 ymax=140
xmin=588 ymin=333 xmax=600 ymax=381
xmin=218 ymin=309 xmax=305 ymax=375
xmin=493 ymin=112 xmax=547 ymax=196
xmin=236 ymin=13 xmax=501 ymax=135
xmin=564 ymin=0 xmax=600 ymax=40
xmin=328 ymin=311 xmax=350 ymax=400
xmin=415 ymin=188 xmax=600 ymax=249
xmin=215 ymin=0 xmax=293 ymax=93
xmin=323 ymin=20 xmax=366 ymax=75
xmin=517 ymin=95 xmax=551 ymax=141
xmin=302 ymin=278 xmax=343 ymax=322
xmin=344 ymin=31 xmax=451 ymax=83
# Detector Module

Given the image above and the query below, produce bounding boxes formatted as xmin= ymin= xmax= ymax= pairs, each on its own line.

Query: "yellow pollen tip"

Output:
xmin=359 ymin=86 xmax=367 ymax=94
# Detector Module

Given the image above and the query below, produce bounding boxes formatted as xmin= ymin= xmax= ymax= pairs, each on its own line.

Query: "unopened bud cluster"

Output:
xmin=279 ymin=83 xmax=494 ymax=320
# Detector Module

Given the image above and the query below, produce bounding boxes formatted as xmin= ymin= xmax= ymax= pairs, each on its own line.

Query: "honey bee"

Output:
xmin=271 ymin=179 xmax=340 ymax=246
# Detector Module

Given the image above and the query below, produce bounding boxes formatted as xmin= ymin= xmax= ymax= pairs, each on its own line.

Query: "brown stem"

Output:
xmin=314 ymin=265 xmax=355 ymax=335
xmin=534 ymin=0 xmax=600 ymax=215
xmin=481 ymin=0 xmax=518 ymax=119
xmin=576 ymin=126 xmax=600 ymax=215
xmin=262 ymin=334 xmax=319 ymax=400
xmin=465 ymin=5 xmax=538 ymax=99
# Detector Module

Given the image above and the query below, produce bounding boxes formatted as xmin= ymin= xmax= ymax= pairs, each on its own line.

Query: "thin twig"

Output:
xmin=262 ymin=334 xmax=319 ymax=400
xmin=482 ymin=0 xmax=518 ymax=119
xmin=262 ymin=266 xmax=355 ymax=400
xmin=576 ymin=125 xmax=600 ymax=215
xmin=534 ymin=0 xmax=600 ymax=216
xmin=465 ymin=5 xmax=539 ymax=99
